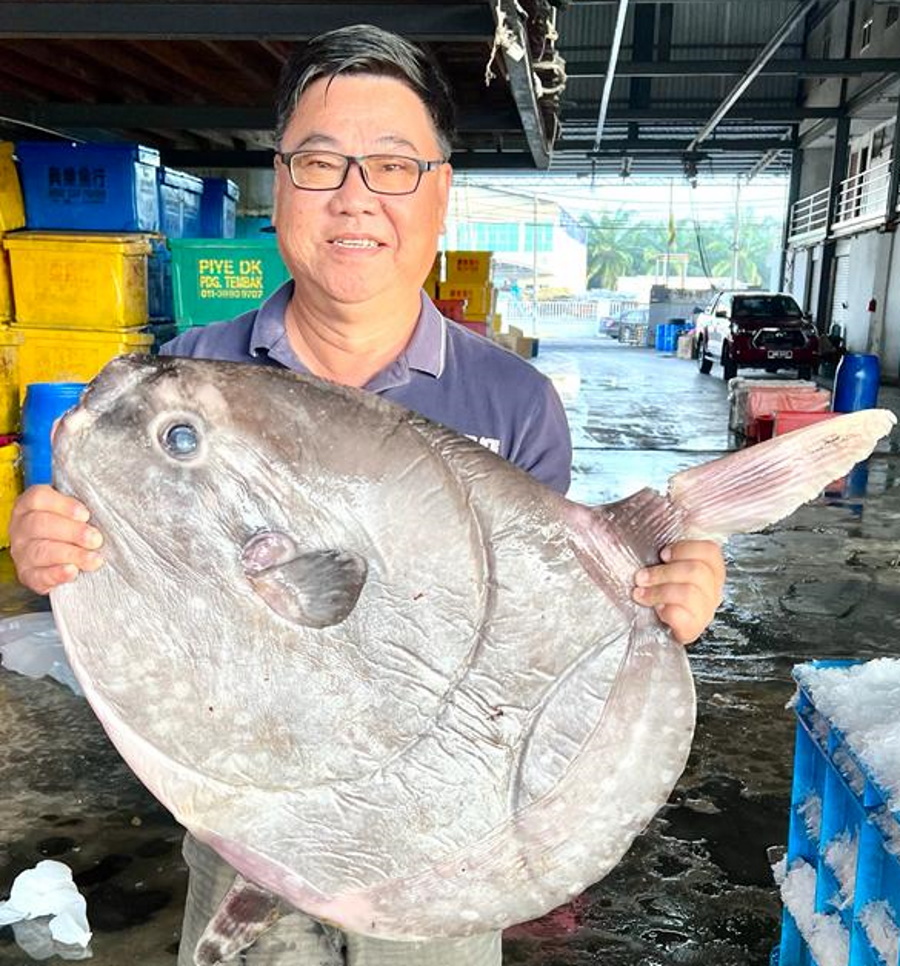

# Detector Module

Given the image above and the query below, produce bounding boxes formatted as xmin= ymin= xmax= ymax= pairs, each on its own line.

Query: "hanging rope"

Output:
xmin=486 ymin=0 xmax=528 ymax=86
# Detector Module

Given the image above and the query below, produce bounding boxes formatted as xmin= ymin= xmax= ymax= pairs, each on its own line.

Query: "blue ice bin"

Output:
xmin=200 ymin=178 xmax=240 ymax=238
xmin=776 ymin=659 xmax=900 ymax=966
xmin=158 ymin=167 xmax=204 ymax=238
xmin=16 ymin=141 xmax=160 ymax=231
xmin=22 ymin=382 xmax=87 ymax=488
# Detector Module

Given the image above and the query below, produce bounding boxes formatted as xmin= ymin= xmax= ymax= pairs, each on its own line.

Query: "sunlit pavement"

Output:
xmin=1 ymin=338 xmax=899 ymax=965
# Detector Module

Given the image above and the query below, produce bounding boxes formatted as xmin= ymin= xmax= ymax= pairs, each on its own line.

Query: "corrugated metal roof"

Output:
xmin=550 ymin=0 xmax=858 ymax=181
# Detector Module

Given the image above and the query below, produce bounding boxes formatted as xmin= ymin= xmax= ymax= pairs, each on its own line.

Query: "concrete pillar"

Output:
xmin=815 ymin=115 xmax=850 ymax=331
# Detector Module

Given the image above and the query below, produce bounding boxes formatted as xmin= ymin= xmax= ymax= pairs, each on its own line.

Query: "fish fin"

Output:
xmin=193 ymin=874 xmax=282 ymax=966
xmin=241 ymin=531 xmax=367 ymax=628
xmin=667 ymin=408 xmax=896 ymax=541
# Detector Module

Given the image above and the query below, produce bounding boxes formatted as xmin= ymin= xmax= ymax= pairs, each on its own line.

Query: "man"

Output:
xmin=9 ymin=25 xmax=725 ymax=966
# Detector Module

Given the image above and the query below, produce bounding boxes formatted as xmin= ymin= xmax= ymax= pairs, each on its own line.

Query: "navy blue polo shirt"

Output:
xmin=161 ymin=282 xmax=572 ymax=494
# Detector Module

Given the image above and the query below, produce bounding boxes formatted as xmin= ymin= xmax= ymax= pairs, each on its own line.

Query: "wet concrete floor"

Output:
xmin=1 ymin=337 xmax=899 ymax=965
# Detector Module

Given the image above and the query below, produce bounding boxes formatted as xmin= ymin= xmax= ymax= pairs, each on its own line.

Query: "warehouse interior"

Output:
xmin=1 ymin=3 xmax=900 ymax=966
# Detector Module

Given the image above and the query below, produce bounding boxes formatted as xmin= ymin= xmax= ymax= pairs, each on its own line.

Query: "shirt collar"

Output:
xmin=249 ymin=284 xmax=447 ymax=382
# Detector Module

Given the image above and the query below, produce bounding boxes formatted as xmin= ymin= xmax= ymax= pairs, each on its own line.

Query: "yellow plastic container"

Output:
xmin=444 ymin=250 xmax=493 ymax=284
xmin=0 ymin=326 xmax=22 ymax=432
xmin=15 ymin=326 xmax=152 ymax=401
xmin=0 ymin=143 xmax=25 ymax=232
xmin=0 ymin=241 xmax=12 ymax=323
xmin=0 ymin=442 xmax=22 ymax=549
xmin=4 ymin=231 xmax=151 ymax=328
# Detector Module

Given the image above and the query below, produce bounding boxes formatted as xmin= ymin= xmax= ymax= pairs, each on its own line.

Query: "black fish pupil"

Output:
xmin=163 ymin=423 xmax=198 ymax=457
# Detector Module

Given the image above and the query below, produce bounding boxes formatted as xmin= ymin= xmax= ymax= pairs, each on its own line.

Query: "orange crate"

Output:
xmin=773 ymin=410 xmax=842 ymax=436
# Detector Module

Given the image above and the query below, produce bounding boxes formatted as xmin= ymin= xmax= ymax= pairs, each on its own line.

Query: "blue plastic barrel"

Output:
xmin=655 ymin=324 xmax=667 ymax=351
xmin=832 ymin=353 xmax=880 ymax=413
xmin=663 ymin=323 xmax=678 ymax=352
xmin=21 ymin=383 xmax=87 ymax=488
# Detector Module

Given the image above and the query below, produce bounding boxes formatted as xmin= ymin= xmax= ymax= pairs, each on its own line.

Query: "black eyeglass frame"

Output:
xmin=276 ymin=151 xmax=447 ymax=196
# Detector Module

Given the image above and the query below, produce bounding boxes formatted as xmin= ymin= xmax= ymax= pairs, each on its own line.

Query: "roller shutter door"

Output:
xmin=830 ymin=254 xmax=850 ymax=332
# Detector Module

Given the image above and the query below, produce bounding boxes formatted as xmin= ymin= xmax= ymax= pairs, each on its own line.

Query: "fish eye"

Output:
xmin=160 ymin=422 xmax=200 ymax=459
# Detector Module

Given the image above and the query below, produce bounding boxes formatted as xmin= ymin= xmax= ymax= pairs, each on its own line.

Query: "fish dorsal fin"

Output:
xmin=667 ymin=409 xmax=896 ymax=541
xmin=193 ymin=874 xmax=282 ymax=966
xmin=241 ymin=531 xmax=368 ymax=628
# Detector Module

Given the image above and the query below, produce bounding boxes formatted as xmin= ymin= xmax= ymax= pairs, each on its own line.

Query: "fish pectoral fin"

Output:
xmin=241 ymin=531 xmax=367 ymax=628
xmin=193 ymin=874 xmax=282 ymax=966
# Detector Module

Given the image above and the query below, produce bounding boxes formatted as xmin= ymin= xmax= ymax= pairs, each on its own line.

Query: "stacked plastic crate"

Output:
xmin=437 ymin=251 xmax=497 ymax=337
xmin=168 ymin=175 xmax=293 ymax=332
xmin=4 ymin=141 xmax=158 ymax=401
xmin=775 ymin=659 xmax=900 ymax=966
xmin=0 ymin=143 xmax=25 ymax=546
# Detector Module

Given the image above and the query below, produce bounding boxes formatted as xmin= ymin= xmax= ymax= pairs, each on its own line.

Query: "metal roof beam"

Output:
xmin=486 ymin=0 xmax=551 ymax=169
xmin=0 ymin=101 xmax=522 ymax=134
xmin=572 ymin=136 xmax=798 ymax=153
xmin=565 ymin=106 xmax=841 ymax=121
xmin=686 ymin=0 xmax=826 ymax=153
xmin=0 ymin=3 xmax=494 ymax=40
xmin=568 ymin=58 xmax=900 ymax=79
xmin=161 ymin=147 xmax=538 ymax=169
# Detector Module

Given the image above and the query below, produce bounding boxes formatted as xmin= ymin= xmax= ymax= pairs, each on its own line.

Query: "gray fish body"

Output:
xmin=48 ymin=356 xmax=894 ymax=941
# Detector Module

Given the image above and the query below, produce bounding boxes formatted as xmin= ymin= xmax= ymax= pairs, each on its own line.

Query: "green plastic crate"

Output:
xmin=168 ymin=237 xmax=290 ymax=327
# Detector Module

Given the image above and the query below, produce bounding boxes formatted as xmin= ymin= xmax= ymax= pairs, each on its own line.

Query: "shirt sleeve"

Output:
xmin=510 ymin=379 xmax=572 ymax=495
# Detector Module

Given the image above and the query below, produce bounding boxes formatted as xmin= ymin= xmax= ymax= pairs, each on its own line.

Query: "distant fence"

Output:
xmin=498 ymin=296 xmax=639 ymax=338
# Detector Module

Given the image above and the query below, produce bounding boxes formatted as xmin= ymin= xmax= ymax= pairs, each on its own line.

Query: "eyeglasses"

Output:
xmin=277 ymin=150 xmax=446 ymax=196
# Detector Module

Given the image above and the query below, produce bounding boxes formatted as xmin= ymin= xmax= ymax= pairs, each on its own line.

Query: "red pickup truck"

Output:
xmin=694 ymin=291 xmax=820 ymax=381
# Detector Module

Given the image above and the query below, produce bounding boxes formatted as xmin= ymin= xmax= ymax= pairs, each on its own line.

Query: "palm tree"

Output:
xmin=581 ymin=210 xmax=640 ymax=289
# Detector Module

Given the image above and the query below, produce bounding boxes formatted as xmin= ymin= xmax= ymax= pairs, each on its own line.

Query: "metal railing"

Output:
xmin=788 ymin=187 xmax=829 ymax=242
xmin=497 ymin=296 xmax=639 ymax=337
xmin=834 ymin=158 xmax=892 ymax=229
xmin=788 ymin=158 xmax=895 ymax=245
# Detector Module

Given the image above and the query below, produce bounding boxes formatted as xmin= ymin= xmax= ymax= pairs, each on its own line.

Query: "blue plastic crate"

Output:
xmin=147 ymin=236 xmax=173 ymax=322
xmin=200 ymin=177 xmax=239 ymax=238
xmin=777 ymin=660 xmax=900 ymax=966
xmin=16 ymin=140 xmax=160 ymax=232
xmin=158 ymin=167 xmax=204 ymax=239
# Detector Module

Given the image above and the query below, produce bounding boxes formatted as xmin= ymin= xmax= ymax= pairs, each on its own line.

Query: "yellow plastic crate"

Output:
xmin=0 ymin=326 xmax=22 ymax=433
xmin=0 ymin=442 xmax=21 ymax=549
xmin=0 ymin=240 xmax=12 ymax=323
xmin=444 ymin=250 xmax=493 ymax=284
xmin=0 ymin=143 xmax=25 ymax=232
xmin=437 ymin=281 xmax=492 ymax=317
xmin=4 ymin=231 xmax=151 ymax=329
xmin=15 ymin=326 xmax=152 ymax=401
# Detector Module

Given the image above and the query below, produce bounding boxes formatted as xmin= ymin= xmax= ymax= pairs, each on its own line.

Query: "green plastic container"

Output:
xmin=168 ymin=237 xmax=290 ymax=327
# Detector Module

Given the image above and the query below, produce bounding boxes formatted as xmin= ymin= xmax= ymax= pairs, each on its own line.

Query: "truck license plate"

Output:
xmin=767 ymin=349 xmax=793 ymax=359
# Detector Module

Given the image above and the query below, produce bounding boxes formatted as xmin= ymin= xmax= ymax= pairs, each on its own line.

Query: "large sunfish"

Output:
xmin=48 ymin=356 xmax=894 ymax=958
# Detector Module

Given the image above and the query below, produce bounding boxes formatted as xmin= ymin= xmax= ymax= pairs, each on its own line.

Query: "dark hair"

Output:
xmin=274 ymin=24 xmax=456 ymax=158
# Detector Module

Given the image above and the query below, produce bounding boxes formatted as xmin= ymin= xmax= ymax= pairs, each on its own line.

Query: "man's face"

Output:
xmin=273 ymin=74 xmax=452 ymax=312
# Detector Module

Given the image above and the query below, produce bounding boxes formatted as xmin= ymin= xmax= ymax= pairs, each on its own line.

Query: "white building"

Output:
xmin=443 ymin=182 xmax=588 ymax=294
xmin=784 ymin=3 xmax=900 ymax=381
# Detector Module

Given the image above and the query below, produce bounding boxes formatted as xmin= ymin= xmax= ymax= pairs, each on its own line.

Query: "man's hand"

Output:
xmin=9 ymin=485 xmax=104 ymax=595
xmin=632 ymin=540 xmax=725 ymax=645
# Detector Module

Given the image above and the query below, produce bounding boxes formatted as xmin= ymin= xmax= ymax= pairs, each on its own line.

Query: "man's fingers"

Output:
xmin=11 ymin=511 xmax=103 ymax=566
xmin=11 ymin=484 xmax=90 ymax=523
xmin=21 ymin=562 xmax=80 ymax=596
